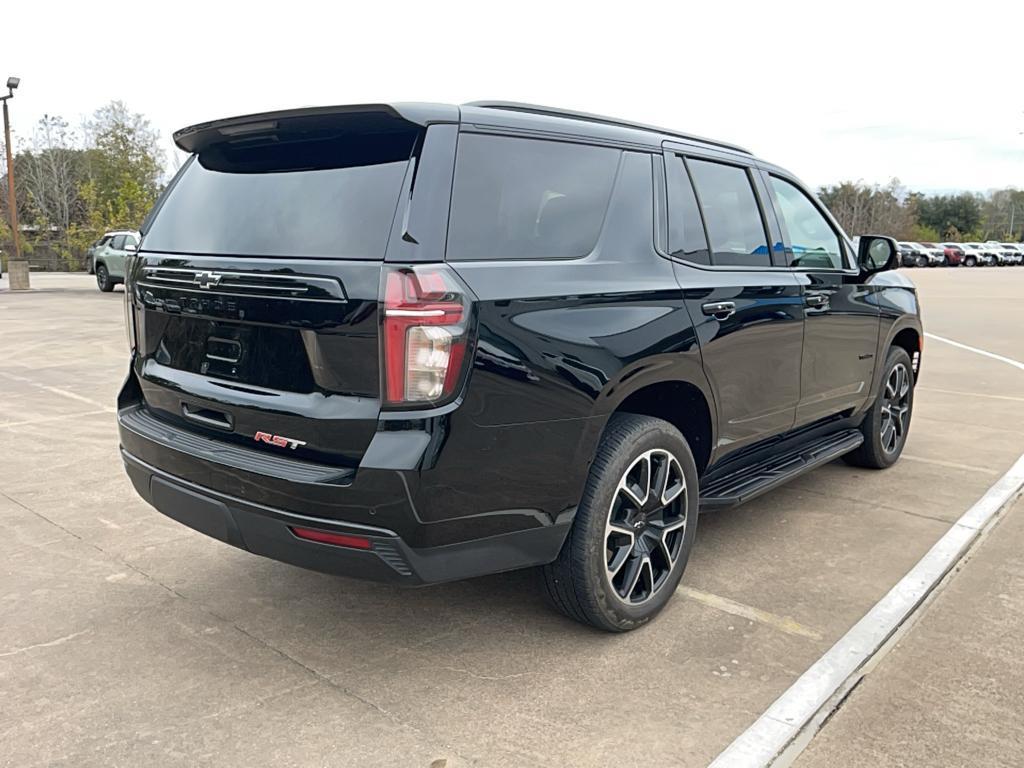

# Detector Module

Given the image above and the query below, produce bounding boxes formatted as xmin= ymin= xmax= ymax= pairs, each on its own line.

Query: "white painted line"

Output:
xmin=918 ymin=386 xmax=1024 ymax=404
xmin=709 ymin=453 xmax=1024 ymax=768
xmin=900 ymin=453 xmax=1001 ymax=477
xmin=925 ymin=332 xmax=1024 ymax=371
xmin=679 ymin=586 xmax=823 ymax=641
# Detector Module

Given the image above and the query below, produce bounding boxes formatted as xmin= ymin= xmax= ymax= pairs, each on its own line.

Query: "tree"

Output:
xmin=21 ymin=115 xmax=88 ymax=254
xmin=80 ymin=100 xmax=164 ymax=233
xmin=818 ymin=179 xmax=917 ymax=239
xmin=916 ymin=193 xmax=982 ymax=240
xmin=977 ymin=188 xmax=1024 ymax=241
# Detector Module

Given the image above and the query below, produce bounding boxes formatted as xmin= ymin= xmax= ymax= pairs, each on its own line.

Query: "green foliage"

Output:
xmin=916 ymin=193 xmax=982 ymax=240
xmin=910 ymin=224 xmax=941 ymax=243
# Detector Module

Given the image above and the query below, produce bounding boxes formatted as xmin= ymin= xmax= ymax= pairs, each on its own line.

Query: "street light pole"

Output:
xmin=2 ymin=75 xmax=28 ymax=290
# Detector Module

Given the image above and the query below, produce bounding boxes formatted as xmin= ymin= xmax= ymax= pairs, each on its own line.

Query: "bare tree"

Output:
xmin=22 ymin=115 xmax=84 ymax=251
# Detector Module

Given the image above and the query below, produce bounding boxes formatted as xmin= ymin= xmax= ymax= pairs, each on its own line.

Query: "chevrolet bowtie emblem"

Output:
xmin=194 ymin=271 xmax=224 ymax=289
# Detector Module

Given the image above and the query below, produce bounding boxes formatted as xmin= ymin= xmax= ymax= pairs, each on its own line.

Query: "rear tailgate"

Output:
xmin=125 ymin=106 xmax=423 ymax=467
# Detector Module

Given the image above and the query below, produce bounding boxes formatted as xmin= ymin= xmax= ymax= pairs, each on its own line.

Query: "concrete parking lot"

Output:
xmin=2 ymin=269 xmax=1022 ymax=767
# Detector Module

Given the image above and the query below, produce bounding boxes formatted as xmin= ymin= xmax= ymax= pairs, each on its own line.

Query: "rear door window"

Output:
xmin=665 ymin=154 xmax=710 ymax=264
xmin=142 ymin=132 xmax=415 ymax=258
xmin=446 ymin=134 xmax=620 ymax=261
xmin=687 ymin=158 xmax=771 ymax=268
xmin=110 ymin=235 xmax=126 ymax=250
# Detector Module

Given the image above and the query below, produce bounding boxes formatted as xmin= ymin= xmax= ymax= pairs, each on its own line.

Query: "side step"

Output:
xmin=699 ymin=429 xmax=864 ymax=510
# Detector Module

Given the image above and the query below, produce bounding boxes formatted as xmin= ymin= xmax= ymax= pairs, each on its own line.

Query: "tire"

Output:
xmin=542 ymin=413 xmax=700 ymax=632
xmin=844 ymin=346 xmax=915 ymax=470
xmin=96 ymin=264 xmax=114 ymax=292
xmin=915 ymin=255 xmax=928 ymax=268
xmin=965 ymin=256 xmax=976 ymax=267
xmin=86 ymin=256 xmax=94 ymax=274
xmin=942 ymin=256 xmax=950 ymax=267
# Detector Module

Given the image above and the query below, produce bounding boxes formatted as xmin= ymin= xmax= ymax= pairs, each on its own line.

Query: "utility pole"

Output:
xmin=2 ymin=75 xmax=28 ymax=290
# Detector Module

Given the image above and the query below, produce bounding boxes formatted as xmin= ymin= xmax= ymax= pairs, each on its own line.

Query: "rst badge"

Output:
xmin=254 ymin=431 xmax=307 ymax=450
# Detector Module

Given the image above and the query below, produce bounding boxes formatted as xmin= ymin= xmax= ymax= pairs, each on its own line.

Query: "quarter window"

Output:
xmin=769 ymin=176 xmax=844 ymax=269
xmin=665 ymin=154 xmax=710 ymax=264
xmin=687 ymin=159 xmax=770 ymax=267
xmin=446 ymin=134 xmax=620 ymax=261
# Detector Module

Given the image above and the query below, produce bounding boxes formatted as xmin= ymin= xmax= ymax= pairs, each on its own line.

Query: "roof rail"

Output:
xmin=464 ymin=101 xmax=752 ymax=155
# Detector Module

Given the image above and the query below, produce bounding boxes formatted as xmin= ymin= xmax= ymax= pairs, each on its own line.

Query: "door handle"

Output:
xmin=804 ymin=293 xmax=828 ymax=308
xmin=181 ymin=402 xmax=233 ymax=431
xmin=701 ymin=301 xmax=737 ymax=320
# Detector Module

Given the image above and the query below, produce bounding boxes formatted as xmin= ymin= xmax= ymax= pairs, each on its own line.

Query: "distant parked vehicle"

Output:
xmin=92 ymin=230 xmax=140 ymax=292
xmin=1002 ymin=243 xmax=1024 ymax=265
xmin=918 ymin=243 xmax=946 ymax=266
xmin=988 ymin=241 xmax=1022 ymax=266
xmin=955 ymin=243 xmax=992 ymax=267
xmin=967 ymin=242 xmax=1006 ymax=266
xmin=897 ymin=241 xmax=927 ymax=267
xmin=897 ymin=241 xmax=942 ymax=267
xmin=936 ymin=243 xmax=963 ymax=266
xmin=84 ymin=234 xmax=113 ymax=275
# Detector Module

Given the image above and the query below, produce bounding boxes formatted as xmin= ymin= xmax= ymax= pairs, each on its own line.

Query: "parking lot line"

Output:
xmin=925 ymin=332 xmax=1024 ymax=371
xmin=917 ymin=386 xmax=1024 ymax=404
xmin=679 ymin=587 xmax=823 ymax=641
xmin=0 ymin=408 xmax=111 ymax=429
xmin=900 ymin=454 xmax=1001 ymax=477
xmin=0 ymin=370 xmax=116 ymax=412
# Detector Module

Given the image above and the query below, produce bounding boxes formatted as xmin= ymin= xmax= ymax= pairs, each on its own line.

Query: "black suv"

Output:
xmin=119 ymin=102 xmax=922 ymax=632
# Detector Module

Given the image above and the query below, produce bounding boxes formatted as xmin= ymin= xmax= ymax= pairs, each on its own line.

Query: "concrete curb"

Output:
xmin=709 ymin=451 xmax=1024 ymax=768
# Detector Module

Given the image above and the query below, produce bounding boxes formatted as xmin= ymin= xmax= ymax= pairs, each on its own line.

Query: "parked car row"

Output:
xmin=897 ymin=240 xmax=1024 ymax=268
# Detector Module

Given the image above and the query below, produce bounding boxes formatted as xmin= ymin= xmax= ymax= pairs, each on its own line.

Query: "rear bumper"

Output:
xmin=122 ymin=449 xmax=571 ymax=585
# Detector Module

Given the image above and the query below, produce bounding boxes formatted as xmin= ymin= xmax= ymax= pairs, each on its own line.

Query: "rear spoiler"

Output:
xmin=172 ymin=102 xmax=459 ymax=154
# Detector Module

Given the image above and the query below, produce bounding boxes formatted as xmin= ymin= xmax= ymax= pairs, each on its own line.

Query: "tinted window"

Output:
xmin=110 ymin=235 xmax=126 ymax=250
xmin=769 ymin=176 xmax=844 ymax=269
xmin=665 ymin=154 xmax=710 ymax=264
xmin=143 ymin=132 xmax=414 ymax=258
xmin=446 ymin=134 xmax=620 ymax=261
xmin=687 ymin=159 xmax=770 ymax=267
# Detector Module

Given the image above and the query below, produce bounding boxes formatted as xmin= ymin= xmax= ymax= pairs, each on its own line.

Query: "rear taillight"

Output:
xmin=381 ymin=264 xmax=473 ymax=407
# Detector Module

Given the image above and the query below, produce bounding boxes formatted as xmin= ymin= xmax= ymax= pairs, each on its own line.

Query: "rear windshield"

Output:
xmin=143 ymin=131 xmax=415 ymax=258
xmin=446 ymin=134 xmax=620 ymax=261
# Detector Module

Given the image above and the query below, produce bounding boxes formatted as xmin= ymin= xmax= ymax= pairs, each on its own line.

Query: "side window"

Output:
xmin=124 ymin=234 xmax=138 ymax=248
xmin=98 ymin=236 xmax=112 ymax=247
xmin=665 ymin=154 xmax=710 ymax=264
xmin=769 ymin=176 xmax=845 ymax=269
xmin=687 ymin=159 xmax=770 ymax=267
xmin=446 ymin=134 xmax=621 ymax=261
xmin=109 ymin=235 xmax=126 ymax=250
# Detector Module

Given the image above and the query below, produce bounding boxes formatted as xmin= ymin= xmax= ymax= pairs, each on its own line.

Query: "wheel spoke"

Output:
xmin=881 ymin=420 xmax=896 ymax=451
xmin=606 ymin=540 xmax=633 ymax=580
xmin=618 ymin=454 xmax=651 ymax=509
xmin=619 ymin=555 xmax=643 ymax=601
xmin=607 ymin=520 xmax=635 ymax=537
xmin=640 ymin=557 xmax=655 ymax=597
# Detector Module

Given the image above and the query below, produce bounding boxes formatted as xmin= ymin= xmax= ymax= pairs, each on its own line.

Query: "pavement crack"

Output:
xmin=0 ymin=629 xmax=92 ymax=658
xmin=439 ymin=665 xmax=534 ymax=681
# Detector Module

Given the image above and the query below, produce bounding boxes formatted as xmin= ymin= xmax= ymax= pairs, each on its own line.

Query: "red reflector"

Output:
xmin=290 ymin=527 xmax=372 ymax=550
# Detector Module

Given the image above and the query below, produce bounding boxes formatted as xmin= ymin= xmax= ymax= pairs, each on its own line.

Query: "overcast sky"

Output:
xmin=5 ymin=0 xmax=1022 ymax=192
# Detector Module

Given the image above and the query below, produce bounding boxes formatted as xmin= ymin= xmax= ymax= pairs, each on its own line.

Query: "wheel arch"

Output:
xmin=610 ymin=380 xmax=714 ymax=476
xmin=581 ymin=358 xmax=718 ymax=478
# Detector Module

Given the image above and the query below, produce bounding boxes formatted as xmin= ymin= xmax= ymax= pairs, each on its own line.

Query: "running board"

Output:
xmin=699 ymin=429 xmax=864 ymax=510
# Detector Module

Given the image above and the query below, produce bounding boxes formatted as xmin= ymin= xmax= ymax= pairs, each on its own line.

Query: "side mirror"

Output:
xmin=857 ymin=235 xmax=897 ymax=275
xmin=124 ymin=243 xmax=137 ymax=253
